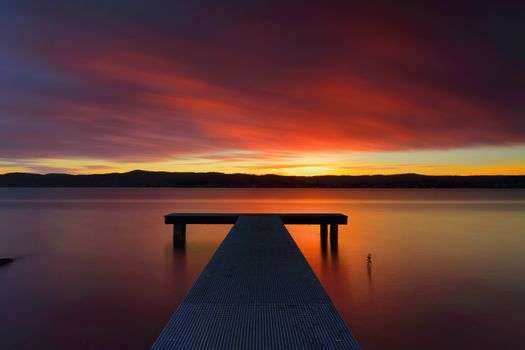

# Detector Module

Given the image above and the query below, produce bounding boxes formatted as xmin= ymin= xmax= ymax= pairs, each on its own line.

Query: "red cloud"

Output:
xmin=1 ymin=1 xmax=523 ymax=164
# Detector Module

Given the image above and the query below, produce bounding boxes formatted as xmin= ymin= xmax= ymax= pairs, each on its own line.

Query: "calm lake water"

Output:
xmin=0 ymin=188 xmax=524 ymax=349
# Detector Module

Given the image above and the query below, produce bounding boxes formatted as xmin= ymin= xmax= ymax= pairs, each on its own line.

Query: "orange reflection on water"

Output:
xmin=1 ymin=188 xmax=524 ymax=349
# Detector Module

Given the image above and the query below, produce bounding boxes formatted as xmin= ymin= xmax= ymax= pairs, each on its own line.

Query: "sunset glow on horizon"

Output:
xmin=1 ymin=1 xmax=524 ymax=176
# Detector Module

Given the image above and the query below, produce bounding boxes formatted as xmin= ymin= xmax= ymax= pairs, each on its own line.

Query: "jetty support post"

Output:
xmin=320 ymin=223 xmax=328 ymax=244
xmin=330 ymin=223 xmax=338 ymax=246
xmin=173 ymin=222 xmax=186 ymax=245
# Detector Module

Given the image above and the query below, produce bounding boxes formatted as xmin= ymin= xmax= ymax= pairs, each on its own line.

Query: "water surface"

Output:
xmin=0 ymin=188 xmax=524 ymax=349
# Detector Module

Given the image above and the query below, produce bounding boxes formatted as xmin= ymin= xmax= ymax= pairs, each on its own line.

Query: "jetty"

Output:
xmin=152 ymin=213 xmax=360 ymax=350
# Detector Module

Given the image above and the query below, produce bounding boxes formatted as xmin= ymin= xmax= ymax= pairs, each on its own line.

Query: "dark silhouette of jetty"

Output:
xmin=152 ymin=213 xmax=360 ymax=349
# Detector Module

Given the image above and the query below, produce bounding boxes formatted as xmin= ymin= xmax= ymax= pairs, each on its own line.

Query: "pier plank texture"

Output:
xmin=152 ymin=215 xmax=359 ymax=349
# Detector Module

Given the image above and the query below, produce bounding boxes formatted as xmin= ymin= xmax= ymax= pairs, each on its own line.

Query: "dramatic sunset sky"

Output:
xmin=1 ymin=1 xmax=523 ymax=175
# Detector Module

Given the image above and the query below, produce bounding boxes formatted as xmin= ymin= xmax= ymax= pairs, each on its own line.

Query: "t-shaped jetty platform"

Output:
xmin=152 ymin=213 xmax=360 ymax=349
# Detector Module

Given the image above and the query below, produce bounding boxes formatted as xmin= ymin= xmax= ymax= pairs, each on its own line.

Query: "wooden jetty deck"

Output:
xmin=152 ymin=213 xmax=360 ymax=350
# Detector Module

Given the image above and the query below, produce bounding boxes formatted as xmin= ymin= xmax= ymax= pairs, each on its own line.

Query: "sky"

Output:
xmin=0 ymin=1 xmax=524 ymax=175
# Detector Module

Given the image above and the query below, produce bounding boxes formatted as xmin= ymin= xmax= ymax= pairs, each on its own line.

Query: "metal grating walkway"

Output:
xmin=151 ymin=215 xmax=360 ymax=349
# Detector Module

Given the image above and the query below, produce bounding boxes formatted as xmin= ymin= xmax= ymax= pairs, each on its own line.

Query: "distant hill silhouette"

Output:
xmin=1 ymin=170 xmax=524 ymax=188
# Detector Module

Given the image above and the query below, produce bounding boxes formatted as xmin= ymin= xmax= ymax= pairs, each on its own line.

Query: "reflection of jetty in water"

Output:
xmin=367 ymin=260 xmax=373 ymax=285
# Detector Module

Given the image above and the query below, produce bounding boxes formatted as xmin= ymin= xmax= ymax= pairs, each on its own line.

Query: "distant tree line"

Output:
xmin=1 ymin=170 xmax=524 ymax=188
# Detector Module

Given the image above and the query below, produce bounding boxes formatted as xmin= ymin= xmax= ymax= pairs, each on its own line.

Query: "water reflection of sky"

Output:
xmin=0 ymin=188 xmax=524 ymax=349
